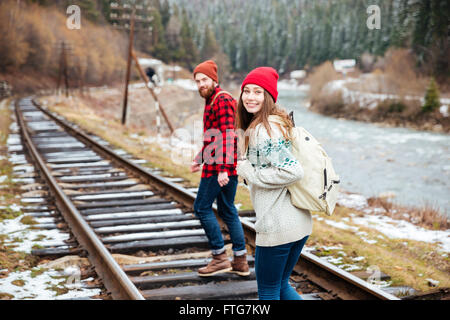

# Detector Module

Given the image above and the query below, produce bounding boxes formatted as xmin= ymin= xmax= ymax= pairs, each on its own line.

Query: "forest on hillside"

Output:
xmin=171 ymin=0 xmax=449 ymax=80
xmin=1 ymin=0 xmax=449 ymax=88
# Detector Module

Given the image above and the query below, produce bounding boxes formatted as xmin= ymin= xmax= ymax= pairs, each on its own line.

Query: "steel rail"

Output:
xmin=32 ymin=98 xmax=400 ymax=300
xmin=16 ymin=100 xmax=145 ymax=300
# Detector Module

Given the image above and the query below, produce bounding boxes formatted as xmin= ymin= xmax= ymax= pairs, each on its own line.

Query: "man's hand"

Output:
xmin=190 ymin=161 xmax=201 ymax=173
xmin=218 ymin=171 xmax=229 ymax=187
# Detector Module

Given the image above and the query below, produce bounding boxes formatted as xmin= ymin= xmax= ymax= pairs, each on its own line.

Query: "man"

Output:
xmin=145 ymin=67 xmax=158 ymax=87
xmin=191 ymin=60 xmax=249 ymax=277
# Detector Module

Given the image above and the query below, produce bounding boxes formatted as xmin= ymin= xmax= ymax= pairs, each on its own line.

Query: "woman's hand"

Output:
xmin=236 ymin=158 xmax=248 ymax=177
xmin=236 ymin=156 xmax=246 ymax=171
xmin=236 ymin=159 xmax=249 ymax=186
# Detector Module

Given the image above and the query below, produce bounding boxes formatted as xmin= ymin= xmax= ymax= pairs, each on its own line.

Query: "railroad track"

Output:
xmin=12 ymin=96 xmax=400 ymax=300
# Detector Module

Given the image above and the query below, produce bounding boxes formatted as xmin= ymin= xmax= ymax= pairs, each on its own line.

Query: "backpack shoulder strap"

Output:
xmin=211 ymin=90 xmax=233 ymax=106
xmin=210 ymin=90 xmax=233 ymax=118
xmin=289 ymin=110 xmax=295 ymax=126
xmin=268 ymin=112 xmax=295 ymax=127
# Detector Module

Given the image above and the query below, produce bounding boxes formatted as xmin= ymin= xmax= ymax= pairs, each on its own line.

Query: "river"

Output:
xmin=278 ymin=89 xmax=450 ymax=217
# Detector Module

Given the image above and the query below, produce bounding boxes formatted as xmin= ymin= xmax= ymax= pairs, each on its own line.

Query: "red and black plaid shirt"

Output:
xmin=194 ymin=86 xmax=238 ymax=178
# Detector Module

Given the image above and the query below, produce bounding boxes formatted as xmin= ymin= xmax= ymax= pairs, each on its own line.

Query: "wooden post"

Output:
xmin=130 ymin=50 xmax=175 ymax=134
xmin=63 ymin=42 xmax=69 ymax=98
xmin=56 ymin=41 xmax=64 ymax=95
xmin=121 ymin=7 xmax=136 ymax=125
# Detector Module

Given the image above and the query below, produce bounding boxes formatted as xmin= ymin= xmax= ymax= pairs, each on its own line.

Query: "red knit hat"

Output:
xmin=241 ymin=67 xmax=279 ymax=102
xmin=193 ymin=60 xmax=218 ymax=83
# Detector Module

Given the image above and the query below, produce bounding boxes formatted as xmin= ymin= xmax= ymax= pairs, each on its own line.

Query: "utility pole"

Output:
xmin=121 ymin=6 xmax=135 ymax=125
xmin=110 ymin=0 xmax=174 ymax=134
xmin=109 ymin=0 xmax=153 ymax=125
xmin=55 ymin=40 xmax=73 ymax=98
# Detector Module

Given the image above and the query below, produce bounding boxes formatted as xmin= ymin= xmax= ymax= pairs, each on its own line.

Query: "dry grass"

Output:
xmin=368 ymin=197 xmax=449 ymax=231
xmin=0 ymin=0 xmax=127 ymax=92
xmin=306 ymin=61 xmax=341 ymax=103
xmin=383 ymin=48 xmax=428 ymax=97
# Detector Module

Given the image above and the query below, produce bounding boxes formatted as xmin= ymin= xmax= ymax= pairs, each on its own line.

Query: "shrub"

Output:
xmin=388 ymin=102 xmax=406 ymax=113
xmin=422 ymin=78 xmax=440 ymax=112
xmin=307 ymin=61 xmax=341 ymax=103
xmin=383 ymin=48 xmax=427 ymax=96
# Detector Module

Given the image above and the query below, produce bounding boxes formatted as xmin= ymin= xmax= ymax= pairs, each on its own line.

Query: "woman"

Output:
xmin=235 ymin=67 xmax=312 ymax=300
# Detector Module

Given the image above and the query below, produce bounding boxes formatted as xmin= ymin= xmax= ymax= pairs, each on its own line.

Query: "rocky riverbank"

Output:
xmin=309 ymin=77 xmax=450 ymax=134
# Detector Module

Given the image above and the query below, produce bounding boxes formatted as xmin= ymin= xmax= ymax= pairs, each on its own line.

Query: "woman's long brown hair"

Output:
xmin=235 ymin=90 xmax=294 ymax=156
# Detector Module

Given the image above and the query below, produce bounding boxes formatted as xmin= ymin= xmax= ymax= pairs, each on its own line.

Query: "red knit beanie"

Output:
xmin=241 ymin=67 xmax=279 ymax=102
xmin=193 ymin=60 xmax=218 ymax=83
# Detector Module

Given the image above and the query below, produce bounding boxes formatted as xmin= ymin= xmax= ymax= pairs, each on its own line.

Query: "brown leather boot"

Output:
xmin=198 ymin=252 xmax=232 ymax=277
xmin=231 ymin=254 xmax=250 ymax=276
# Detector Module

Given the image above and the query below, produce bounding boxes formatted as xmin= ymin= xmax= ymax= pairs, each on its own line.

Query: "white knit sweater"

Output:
xmin=236 ymin=120 xmax=312 ymax=247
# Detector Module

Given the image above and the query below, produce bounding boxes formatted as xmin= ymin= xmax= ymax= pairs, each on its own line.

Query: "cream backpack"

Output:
xmin=268 ymin=114 xmax=340 ymax=216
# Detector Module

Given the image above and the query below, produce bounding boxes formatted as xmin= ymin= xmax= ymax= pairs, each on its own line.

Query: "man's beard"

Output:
xmin=198 ymin=85 xmax=215 ymax=99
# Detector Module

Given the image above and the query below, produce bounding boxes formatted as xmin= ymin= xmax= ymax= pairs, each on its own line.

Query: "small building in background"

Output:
xmin=138 ymin=58 xmax=164 ymax=86
xmin=290 ymin=70 xmax=306 ymax=84
xmin=333 ymin=59 xmax=356 ymax=76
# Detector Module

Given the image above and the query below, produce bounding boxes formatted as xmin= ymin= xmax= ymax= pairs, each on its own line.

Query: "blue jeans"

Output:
xmin=194 ymin=175 xmax=246 ymax=256
xmin=255 ymin=236 xmax=309 ymax=300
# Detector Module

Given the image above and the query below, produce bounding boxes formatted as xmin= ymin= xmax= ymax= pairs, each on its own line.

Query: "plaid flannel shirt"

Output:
xmin=194 ymin=86 xmax=238 ymax=178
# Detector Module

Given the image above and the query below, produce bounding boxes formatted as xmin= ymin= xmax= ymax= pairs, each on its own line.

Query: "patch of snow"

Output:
xmin=0 ymin=215 xmax=70 ymax=253
xmin=362 ymin=238 xmax=378 ymax=244
xmin=0 ymin=268 xmax=101 ymax=300
xmin=322 ymin=256 xmax=343 ymax=265
xmin=351 ymin=214 xmax=450 ymax=252
xmin=425 ymin=278 xmax=439 ymax=287
xmin=9 ymin=204 xmax=21 ymax=212
xmin=172 ymin=79 xmax=198 ymax=91
xmin=352 ymin=256 xmax=366 ymax=262
xmin=312 ymin=214 xmax=324 ymax=221
xmin=320 ymin=245 xmax=343 ymax=251
xmin=337 ymin=193 xmax=368 ymax=210
xmin=278 ymin=79 xmax=304 ymax=90
xmin=440 ymin=105 xmax=448 ymax=117
xmin=324 ymin=219 xmax=360 ymax=232
xmin=341 ymin=264 xmax=362 ymax=272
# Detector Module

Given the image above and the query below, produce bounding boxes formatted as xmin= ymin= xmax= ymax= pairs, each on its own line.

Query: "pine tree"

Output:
xmin=180 ymin=9 xmax=199 ymax=70
xmin=149 ymin=9 xmax=169 ymax=62
xmin=165 ymin=14 xmax=182 ymax=61
xmin=160 ymin=0 xmax=171 ymax=28
xmin=422 ymin=78 xmax=441 ymax=112
xmin=76 ymin=0 xmax=100 ymax=22
xmin=201 ymin=24 xmax=218 ymax=61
